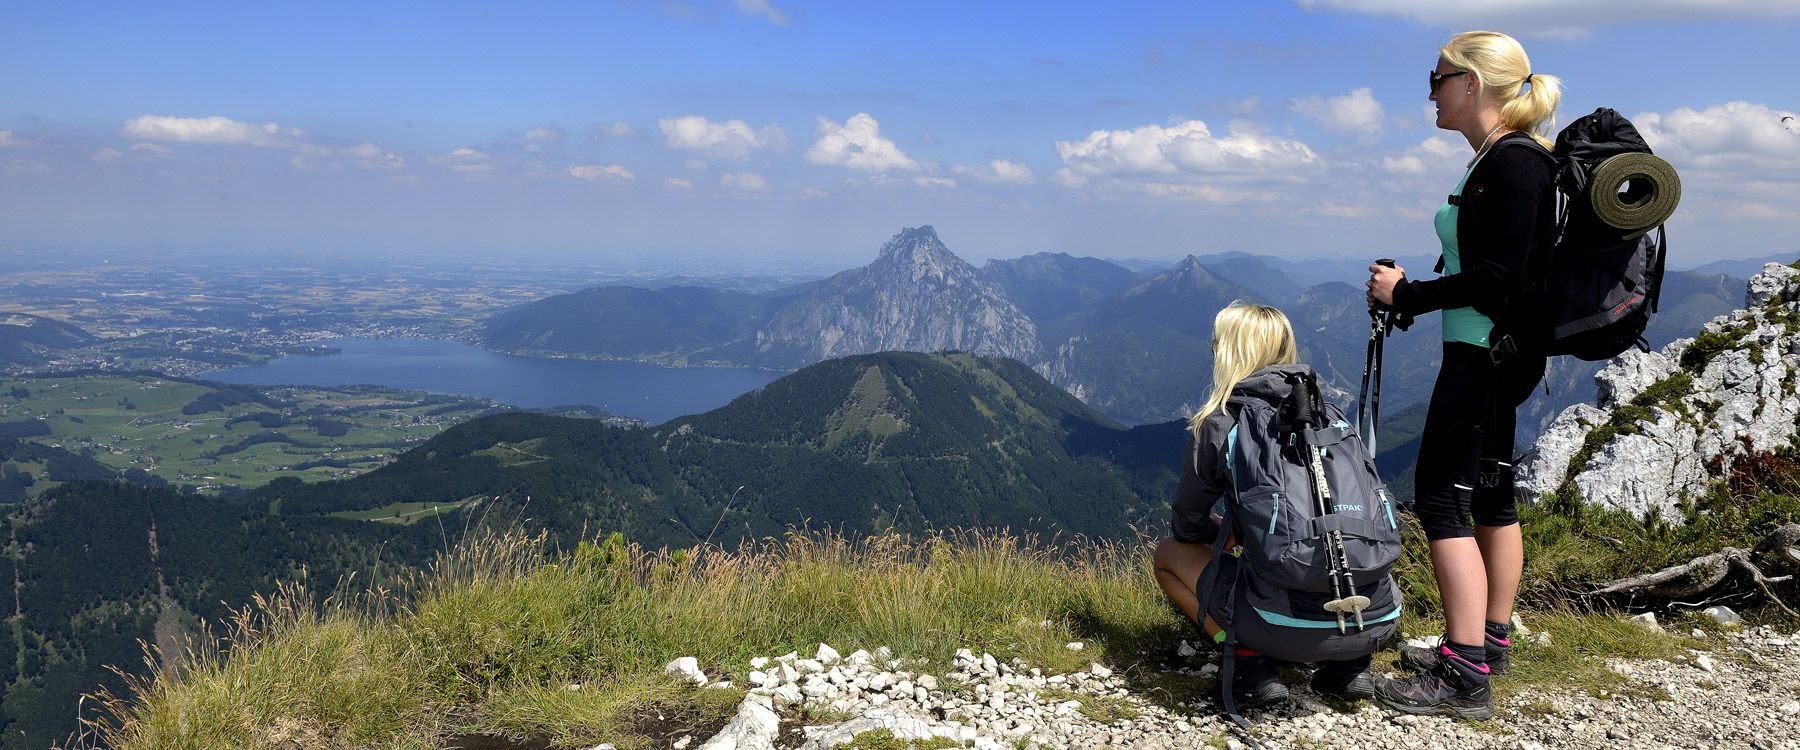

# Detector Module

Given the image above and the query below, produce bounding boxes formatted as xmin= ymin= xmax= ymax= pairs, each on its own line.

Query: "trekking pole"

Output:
xmin=1289 ymin=375 xmax=1371 ymax=633
xmin=1359 ymin=258 xmax=1408 ymax=456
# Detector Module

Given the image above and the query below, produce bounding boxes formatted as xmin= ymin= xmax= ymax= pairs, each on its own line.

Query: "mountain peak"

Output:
xmin=878 ymin=225 xmax=947 ymax=261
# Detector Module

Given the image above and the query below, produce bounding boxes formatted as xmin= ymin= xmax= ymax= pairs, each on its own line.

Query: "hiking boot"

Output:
xmin=1399 ymin=633 xmax=1512 ymax=675
xmin=1210 ymin=655 xmax=1290 ymax=709
xmin=1374 ymin=646 xmax=1494 ymax=720
xmin=1310 ymin=663 xmax=1376 ymax=701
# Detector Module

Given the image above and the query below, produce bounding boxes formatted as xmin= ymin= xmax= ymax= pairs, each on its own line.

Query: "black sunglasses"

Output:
xmin=1429 ymin=70 xmax=1469 ymax=92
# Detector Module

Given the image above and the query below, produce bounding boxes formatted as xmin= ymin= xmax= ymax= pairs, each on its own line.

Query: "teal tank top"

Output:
xmin=1436 ymin=156 xmax=1493 ymax=347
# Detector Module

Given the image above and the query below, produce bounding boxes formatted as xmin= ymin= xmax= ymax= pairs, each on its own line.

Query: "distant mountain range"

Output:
xmin=484 ymin=226 xmax=1749 ymax=428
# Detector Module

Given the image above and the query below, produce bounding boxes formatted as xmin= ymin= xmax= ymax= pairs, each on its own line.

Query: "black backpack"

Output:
xmin=1500 ymin=108 xmax=1682 ymax=361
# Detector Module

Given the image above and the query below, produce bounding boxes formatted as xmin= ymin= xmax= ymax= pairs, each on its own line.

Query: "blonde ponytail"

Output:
xmin=1443 ymin=31 xmax=1563 ymax=149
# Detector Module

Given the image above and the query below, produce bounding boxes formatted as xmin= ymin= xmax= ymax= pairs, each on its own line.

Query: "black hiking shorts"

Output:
xmin=1414 ymin=342 xmax=1546 ymax=541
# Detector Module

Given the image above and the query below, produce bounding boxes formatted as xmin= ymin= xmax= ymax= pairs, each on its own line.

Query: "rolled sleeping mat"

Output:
xmin=1589 ymin=152 xmax=1681 ymax=238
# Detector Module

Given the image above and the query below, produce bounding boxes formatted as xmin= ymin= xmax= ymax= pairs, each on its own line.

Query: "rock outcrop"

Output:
xmin=1517 ymin=262 xmax=1800 ymax=519
xmin=755 ymin=226 xmax=1042 ymax=364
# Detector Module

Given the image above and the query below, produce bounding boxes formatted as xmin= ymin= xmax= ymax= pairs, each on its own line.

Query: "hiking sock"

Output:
xmin=1484 ymin=620 xmax=1513 ymax=648
xmin=1442 ymin=640 xmax=1491 ymax=687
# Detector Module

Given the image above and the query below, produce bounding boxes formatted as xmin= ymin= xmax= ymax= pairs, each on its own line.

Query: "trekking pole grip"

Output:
xmin=1370 ymin=259 xmax=1413 ymax=331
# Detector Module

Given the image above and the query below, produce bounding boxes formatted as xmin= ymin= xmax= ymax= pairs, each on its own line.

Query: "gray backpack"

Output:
xmin=1196 ymin=365 xmax=1403 ymax=721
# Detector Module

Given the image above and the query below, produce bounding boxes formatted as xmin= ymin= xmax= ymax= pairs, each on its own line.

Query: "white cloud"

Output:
xmin=118 ymin=114 xmax=405 ymax=172
xmin=796 ymin=187 xmax=829 ymax=200
xmin=594 ymin=121 xmax=639 ymax=139
xmin=659 ymin=115 xmax=787 ymax=161
xmin=121 ymin=115 xmax=304 ymax=147
xmin=721 ymin=171 xmax=769 ymax=191
xmin=2 ymin=160 xmax=50 ymax=176
xmin=1296 ymin=0 xmax=1800 ymax=36
xmin=914 ymin=176 xmax=957 ymax=189
xmin=1055 ymin=120 xmax=1319 ymax=178
xmin=0 ymin=131 xmax=34 ymax=148
xmin=664 ymin=178 xmax=694 ymax=190
xmin=91 ymin=149 xmax=123 ymax=162
xmin=522 ymin=127 xmax=564 ymax=152
xmin=1293 ymin=88 xmax=1387 ymax=138
xmin=732 ymin=0 xmax=789 ymax=25
xmin=953 ymin=159 xmax=1037 ymax=185
xmin=1381 ymin=134 xmax=1464 ymax=175
xmin=566 ymin=164 xmax=635 ymax=182
xmin=433 ymin=147 xmax=494 ymax=175
xmin=806 ymin=113 xmax=919 ymax=172
xmin=1634 ymin=101 xmax=1800 ymax=170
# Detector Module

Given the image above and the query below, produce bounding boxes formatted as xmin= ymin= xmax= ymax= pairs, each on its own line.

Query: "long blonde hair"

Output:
xmin=1442 ymin=30 xmax=1563 ymax=149
xmin=1190 ymin=301 xmax=1297 ymax=431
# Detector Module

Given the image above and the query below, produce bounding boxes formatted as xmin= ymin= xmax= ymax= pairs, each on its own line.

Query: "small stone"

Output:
xmin=749 ymin=656 xmax=769 ymax=669
xmin=1692 ymin=628 xmax=1707 ymax=638
xmin=1629 ymin=612 xmax=1663 ymax=633
xmin=1607 ymin=727 xmax=1630 ymax=741
xmin=1090 ymin=663 xmax=1113 ymax=679
xmin=664 ymin=657 xmax=706 ymax=686
xmin=1176 ymin=640 xmax=1197 ymax=657
xmin=1392 ymin=714 xmax=1418 ymax=726
xmin=1702 ymin=605 xmax=1744 ymax=626
xmin=1066 ymin=641 xmax=1085 ymax=651
xmin=1694 ymin=654 xmax=1716 ymax=673
xmin=816 ymin=643 xmax=841 ymax=664
xmin=917 ymin=675 xmax=938 ymax=690
xmin=1781 ymin=701 xmax=1800 ymax=715
xmin=796 ymin=658 xmax=825 ymax=674
xmin=1510 ymin=613 xmax=1532 ymax=637
xmin=672 ymin=736 xmax=691 ymax=750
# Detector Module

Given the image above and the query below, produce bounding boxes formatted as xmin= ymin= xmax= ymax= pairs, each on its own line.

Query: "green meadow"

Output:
xmin=0 ymin=373 xmax=497 ymax=495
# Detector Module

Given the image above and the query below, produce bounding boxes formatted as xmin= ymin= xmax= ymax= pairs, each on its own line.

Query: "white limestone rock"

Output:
xmin=665 ymin=656 xmax=707 ymax=686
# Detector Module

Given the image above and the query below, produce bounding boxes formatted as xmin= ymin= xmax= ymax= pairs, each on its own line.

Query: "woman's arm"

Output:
xmin=1170 ymin=418 xmax=1231 ymax=544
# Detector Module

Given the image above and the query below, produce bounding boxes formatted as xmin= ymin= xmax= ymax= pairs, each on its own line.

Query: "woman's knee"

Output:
xmin=1154 ymin=537 xmax=1213 ymax=577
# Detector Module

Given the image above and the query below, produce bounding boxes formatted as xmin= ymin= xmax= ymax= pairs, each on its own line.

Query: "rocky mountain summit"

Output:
xmin=755 ymin=226 xmax=1042 ymax=364
xmin=648 ymin=624 xmax=1800 ymax=750
xmin=1519 ymin=262 xmax=1800 ymax=519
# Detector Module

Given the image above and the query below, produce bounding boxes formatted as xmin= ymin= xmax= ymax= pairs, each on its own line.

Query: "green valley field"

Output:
xmin=0 ymin=373 xmax=503 ymax=497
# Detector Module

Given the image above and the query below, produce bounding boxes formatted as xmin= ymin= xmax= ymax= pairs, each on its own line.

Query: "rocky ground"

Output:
xmin=632 ymin=620 xmax=1800 ymax=750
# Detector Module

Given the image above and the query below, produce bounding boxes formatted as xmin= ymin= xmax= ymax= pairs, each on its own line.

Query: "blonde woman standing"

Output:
xmin=1366 ymin=30 xmax=1562 ymax=719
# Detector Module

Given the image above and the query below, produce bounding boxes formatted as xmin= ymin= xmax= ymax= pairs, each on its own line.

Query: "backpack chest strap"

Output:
xmin=1310 ymin=514 xmax=1386 ymax=541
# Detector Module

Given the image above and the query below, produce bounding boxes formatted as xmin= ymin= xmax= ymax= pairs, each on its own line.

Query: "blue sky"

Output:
xmin=2 ymin=1 xmax=1797 ymax=269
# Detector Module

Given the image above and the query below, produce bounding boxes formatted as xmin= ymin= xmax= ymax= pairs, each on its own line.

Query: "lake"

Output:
xmin=202 ymin=338 xmax=785 ymax=425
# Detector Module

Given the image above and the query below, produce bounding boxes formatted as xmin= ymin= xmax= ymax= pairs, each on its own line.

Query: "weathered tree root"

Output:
xmin=1593 ymin=524 xmax=1800 ymax=618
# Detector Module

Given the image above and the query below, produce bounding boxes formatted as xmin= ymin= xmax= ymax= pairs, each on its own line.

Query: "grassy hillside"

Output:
xmin=78 ymin=506 xmax=1794 ymax=750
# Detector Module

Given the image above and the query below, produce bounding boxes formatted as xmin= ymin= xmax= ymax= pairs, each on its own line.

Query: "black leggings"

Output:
xmin=1414 ymin=343 xmax=1547 ymax=541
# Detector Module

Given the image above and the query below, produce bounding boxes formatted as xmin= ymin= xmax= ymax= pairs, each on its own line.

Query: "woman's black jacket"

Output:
xmin=1390 ymin=131 xmax=1557 ymax=337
